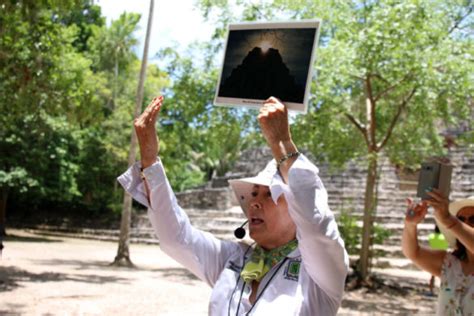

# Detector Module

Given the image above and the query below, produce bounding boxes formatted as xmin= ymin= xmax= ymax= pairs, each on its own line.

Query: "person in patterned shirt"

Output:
xmin=402 ymin=192 xmax=474 ymax=315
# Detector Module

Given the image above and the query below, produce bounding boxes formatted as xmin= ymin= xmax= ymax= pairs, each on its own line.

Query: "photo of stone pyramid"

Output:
xmin=218 ymin=28 xmax=316 ymax=104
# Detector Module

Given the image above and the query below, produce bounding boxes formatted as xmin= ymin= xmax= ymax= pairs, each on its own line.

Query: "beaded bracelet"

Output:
xmin=277 ymin=151 xmax=301 ymax=168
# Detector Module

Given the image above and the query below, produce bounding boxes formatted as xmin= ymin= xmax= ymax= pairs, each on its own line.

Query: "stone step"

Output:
xmin=138 ymin=211 xmax=437 ymax=231
xmin=134 ymin=210 xmax=439 ymax=249
xmin=383 ymin=235 xmax=430 ymax=247
xmin=372 ymin=243 xmax=447 ymax=259
xmin=135 ymin=206 xmax=440 ymax=247
xmin=342 ymin=220 xmax=435 ymax=235
xmin=354 ymin=244 xmax=404 ymax=258
xmin=188 ymin=214 xmax=246 ymax=225
xmin=186 ymin=207 xmax=245 ymax=218
xmin=30 ymin=225 xmax=120 ymax=236
xmin=374 ymin=222 xmax=434 ymax=231
xmin=34 ymin=225 xmax=156 ymax=239
xmin=334 ymin=212 xmax=436 ymax=224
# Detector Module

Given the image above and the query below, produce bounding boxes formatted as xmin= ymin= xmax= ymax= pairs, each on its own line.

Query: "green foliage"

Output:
xmin=0 ymin=2 xmax=103 ymax=204
xmin=337 ymin=210 xmax=361 ymax=255
xmin=87 ymin=12 xmax=141 ymax=73
xmin=0 ymin=1 xmax=168 ymax=220
xmin=59 ymin=1 xmax=105 ymax=52
xmin=337 ymin=210 xmax=392 ymax=255
xmin=2 ymin=112 xmax=82 ymax=202
xmin=0 ymin=167 xmax=38 ymax=193
xmin=156 ymin=46 xmax=256 ymax=191
xmin=197 ymin=0 xmax=474 ymax=169
xmin=373 ymin=224 xmax=392 ymax=249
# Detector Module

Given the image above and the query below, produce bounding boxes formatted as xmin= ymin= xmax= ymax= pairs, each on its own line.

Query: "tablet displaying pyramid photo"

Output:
xmin=214 ymin=20 xmax=321 ymax=113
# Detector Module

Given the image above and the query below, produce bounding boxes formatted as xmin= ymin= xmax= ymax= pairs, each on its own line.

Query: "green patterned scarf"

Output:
xmin=241 ymin=239 xmax=298 ymax=283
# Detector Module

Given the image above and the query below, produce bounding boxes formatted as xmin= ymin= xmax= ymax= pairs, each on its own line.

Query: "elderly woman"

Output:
xmin=118 ymin=96 xmax=349 ymax=315
xmin=402 ymin=191 xmax=474 ymax=315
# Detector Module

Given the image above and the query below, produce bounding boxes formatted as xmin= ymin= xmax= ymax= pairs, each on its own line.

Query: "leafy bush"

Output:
xmin=337 ymin=209 xmax=391 ymax=255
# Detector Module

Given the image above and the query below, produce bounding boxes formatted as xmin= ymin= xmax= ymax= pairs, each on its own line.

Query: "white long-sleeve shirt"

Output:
xmin=118 ymin=154 xmax=349 ymax=315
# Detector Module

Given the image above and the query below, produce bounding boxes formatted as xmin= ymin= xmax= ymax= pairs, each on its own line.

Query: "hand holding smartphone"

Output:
xmin=416 ymin=162 xmax=453 ymax=200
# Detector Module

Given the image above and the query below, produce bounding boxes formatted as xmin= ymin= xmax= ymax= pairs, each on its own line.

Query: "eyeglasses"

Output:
xmin=457 ymin=215 xmax=474 ymax=225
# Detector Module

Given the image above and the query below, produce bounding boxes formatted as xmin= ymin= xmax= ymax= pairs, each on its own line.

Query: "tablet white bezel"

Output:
xmin=214 ymin=20 xmax=321 ymax=114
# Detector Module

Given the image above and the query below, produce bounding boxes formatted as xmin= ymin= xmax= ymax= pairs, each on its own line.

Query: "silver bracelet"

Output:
xmin=277 ymin=151 xmax=300 ymax=168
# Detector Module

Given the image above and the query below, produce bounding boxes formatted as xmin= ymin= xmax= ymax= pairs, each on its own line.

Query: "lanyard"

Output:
xmin=232 ymin=257 xmax=289 ymax=316
xmin=228 ymin=245 xmax=252 ymax=316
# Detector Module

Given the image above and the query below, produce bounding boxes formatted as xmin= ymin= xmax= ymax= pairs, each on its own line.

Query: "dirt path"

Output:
xmin=1 ymin=229 xmax=436 ymax=315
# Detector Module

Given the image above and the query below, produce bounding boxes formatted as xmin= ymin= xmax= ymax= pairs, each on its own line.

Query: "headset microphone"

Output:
xmin=234 ymin=220 xmax=248 ymax=239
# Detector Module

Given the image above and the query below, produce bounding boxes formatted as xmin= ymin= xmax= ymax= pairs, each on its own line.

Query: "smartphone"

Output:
xmin=417 ymin=162 xmax=453 ymax=200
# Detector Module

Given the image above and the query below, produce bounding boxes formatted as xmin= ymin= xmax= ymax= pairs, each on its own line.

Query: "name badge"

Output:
xmin=284 ymin=258 xmax=301 ymax=281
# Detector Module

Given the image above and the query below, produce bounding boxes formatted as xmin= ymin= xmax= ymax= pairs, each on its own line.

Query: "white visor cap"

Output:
xmin=228 ymin=160 xmax=279 ymax=215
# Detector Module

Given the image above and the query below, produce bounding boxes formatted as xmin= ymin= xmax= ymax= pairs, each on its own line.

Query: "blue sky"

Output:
xmin=97 ymin=0 xmax=215 ymax=59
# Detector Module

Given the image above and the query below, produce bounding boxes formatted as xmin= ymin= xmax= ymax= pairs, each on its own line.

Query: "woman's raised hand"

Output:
xmin=404 ymin=198 xmax=428 ymax=227
xmin=134 ymin=96 xmax=163 ymax=169
xmin=257 ymin=97 xmax=298 ymax=182
xmin=258 ymin=97 xmax=291 ymax=147
xmin=425 ymin=189 xmax=452 ymax=226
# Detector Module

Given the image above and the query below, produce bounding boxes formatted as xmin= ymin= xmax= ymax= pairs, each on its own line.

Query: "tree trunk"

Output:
xmin=113 ymin=0 xmax=154 ymax=267
xmin=113 ymin=192 xmax=134 ymax=266
xmin=0 ymin=187 xmax=7 ymax=237
xmin=112 ymin=53 xmax=118 ymax=110
xmin=358 ymin=153 xmax=378 ymax=281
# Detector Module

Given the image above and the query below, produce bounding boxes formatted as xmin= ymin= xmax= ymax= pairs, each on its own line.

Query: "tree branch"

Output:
xmin=418 ymin=4 xmax=473 ymax=57
xmin=345 ymin=112 xmax=370 ymax=148
xmin=374 ymin=72 xmax=413 ymax=102
xmin=371 ymin=73 xmax=389 ymax=85
xmin=377 ymin=87 xmax=418 ymax=151
xmin=351 ymin=74 xmax=365 ymax=81
xmin=448 ymin=4 xmax=473 ymax=35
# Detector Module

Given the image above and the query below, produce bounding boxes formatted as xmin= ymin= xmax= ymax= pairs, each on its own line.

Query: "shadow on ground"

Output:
xmin=4 ymin=257 xmax=200 ymax=290
xmin=340 ymin=271 xmax=437 ymax=314
xmin=0 ymin=265 xmax=131 ymax=292
xmin=150 ymin=267 xmax=200 ymax=285
xmin=0 ymin=303 xmax=26 ymax=315
xmin=29 ymin=258 xmax=201 ymax=283
xmin=30 ymin=259 xmax=131 ymax=271
xmin=340 ymin=289 xmax=437 ymax=315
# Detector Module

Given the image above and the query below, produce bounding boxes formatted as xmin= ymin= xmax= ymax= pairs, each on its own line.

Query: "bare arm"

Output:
xmin=257 ymin=97 xmax=298 ymax=182
xmin=427 ymin=189 xmax=474 ymax=253
xmin=402 ymin=199 xmax=446 ymax=277
xmin=402 ymin=225 xmax=446 ymax=277
xmin=133 ymin=96 xmax=163 ymax=200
